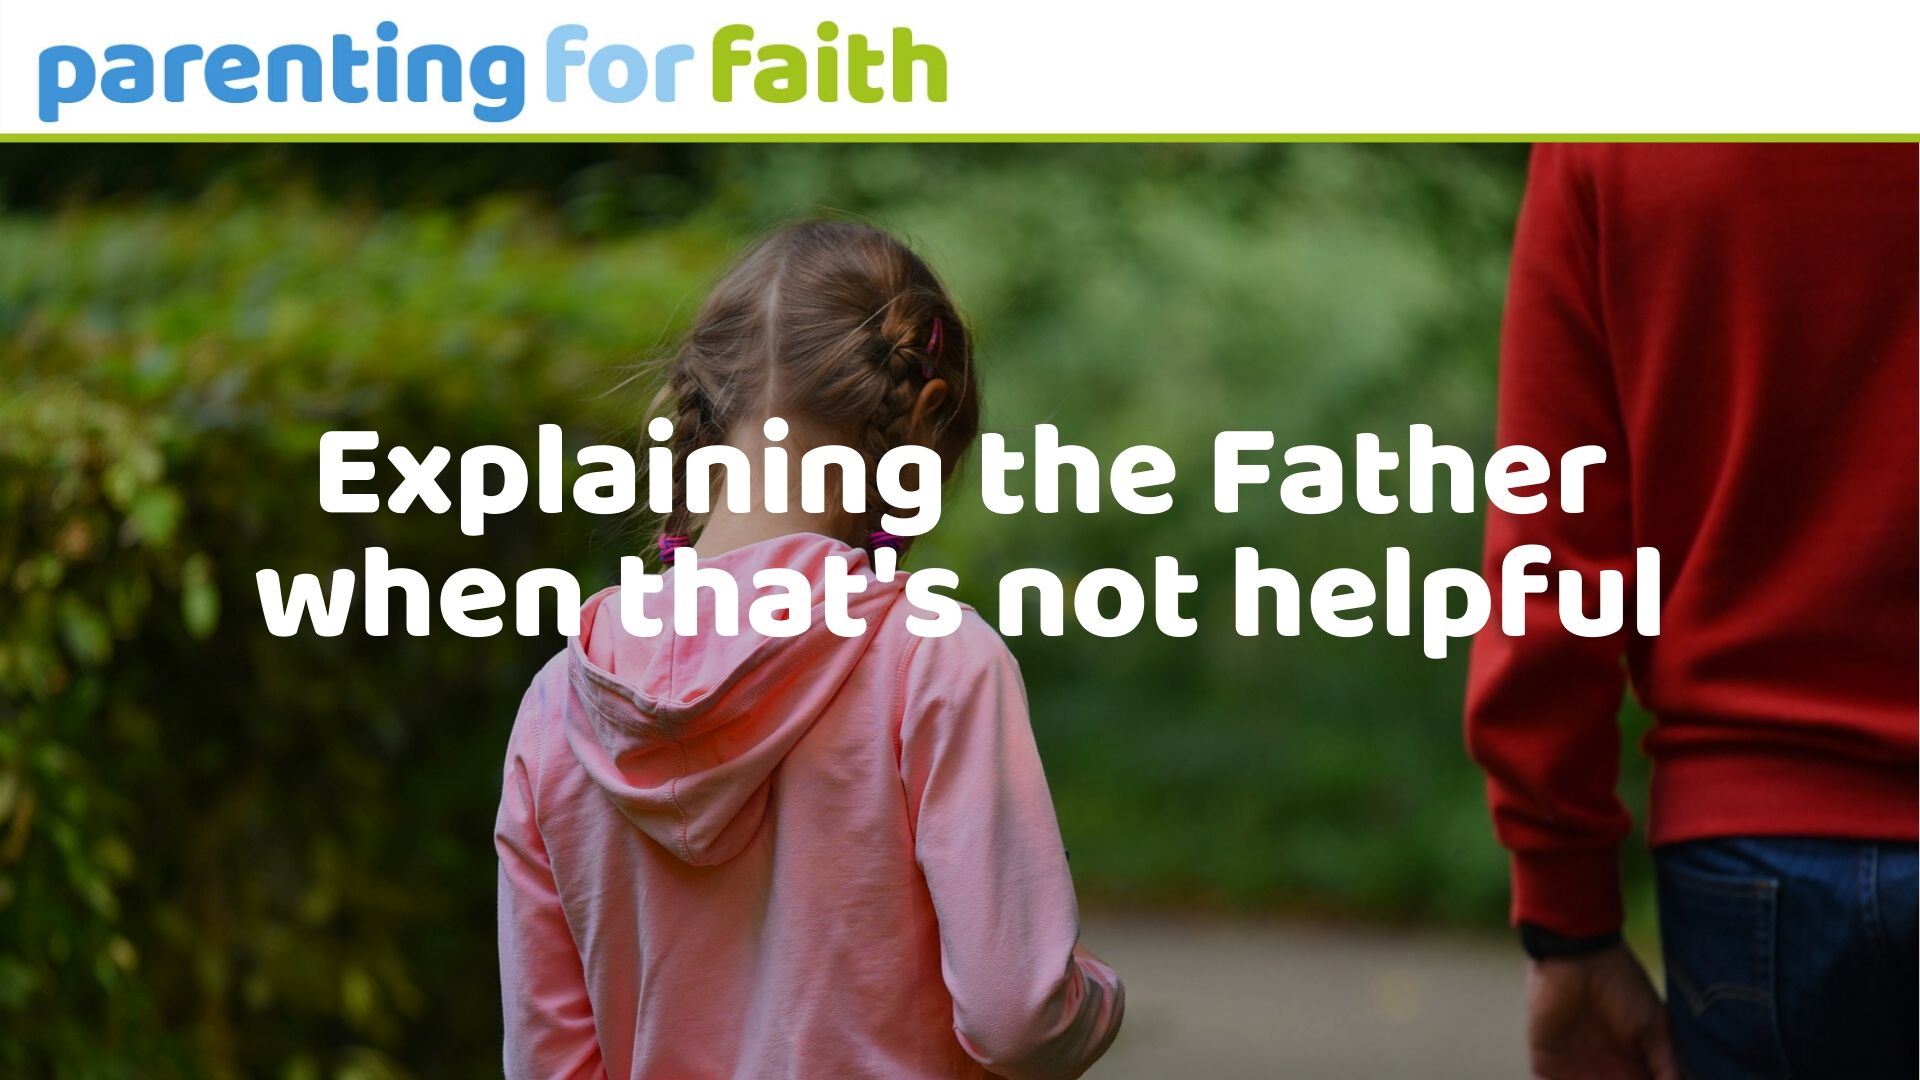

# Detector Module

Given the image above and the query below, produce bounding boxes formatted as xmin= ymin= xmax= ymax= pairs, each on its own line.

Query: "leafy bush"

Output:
xmin=0 ymin=195 xmax=736 ymax=1076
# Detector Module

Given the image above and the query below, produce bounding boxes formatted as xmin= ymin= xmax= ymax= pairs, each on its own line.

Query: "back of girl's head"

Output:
xmin=654 ymin=220 xmax=981 ymax=544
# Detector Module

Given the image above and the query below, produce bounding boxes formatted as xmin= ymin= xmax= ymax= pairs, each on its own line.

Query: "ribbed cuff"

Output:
xmin=1509 ymin=848 xmax=1623 ymax=938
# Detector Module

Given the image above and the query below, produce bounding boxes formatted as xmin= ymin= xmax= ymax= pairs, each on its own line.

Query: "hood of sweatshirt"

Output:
xmin=564 ymin=533 xmax=903 ymax=866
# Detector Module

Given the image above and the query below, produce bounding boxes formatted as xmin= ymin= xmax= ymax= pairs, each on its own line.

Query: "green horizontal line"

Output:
xmin=1 ymin=132 xmax=1915 ymax=144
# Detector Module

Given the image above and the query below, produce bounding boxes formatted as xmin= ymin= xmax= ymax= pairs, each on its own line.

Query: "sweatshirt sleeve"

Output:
xmin=898 ymin=613 xmax=1124 ymax=1080
xmin=1465 ymin=144 xmax=1636 ymax=938
xmin=496 ymin=686 xmax=607 ymax=1080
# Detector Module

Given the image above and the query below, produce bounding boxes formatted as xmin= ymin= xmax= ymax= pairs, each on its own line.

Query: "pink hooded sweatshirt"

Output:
xmin=495 ymin=533 xmax=1123 ymax=1079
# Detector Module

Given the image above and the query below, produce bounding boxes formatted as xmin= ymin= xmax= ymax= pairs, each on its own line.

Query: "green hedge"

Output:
xmin=1 ymin=147 xmax=1652 ymax=1077
xmin=0 ymin=195 xmax=740 ymax=1077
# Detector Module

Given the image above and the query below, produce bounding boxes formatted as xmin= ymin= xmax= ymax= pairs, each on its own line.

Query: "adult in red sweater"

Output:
xmin=1467 ymin=144 xmax=1917 ymax=1080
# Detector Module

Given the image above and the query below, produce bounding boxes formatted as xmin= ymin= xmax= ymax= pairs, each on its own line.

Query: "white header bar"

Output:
xmin=3 ymin=0 xmax=1916 ymax=136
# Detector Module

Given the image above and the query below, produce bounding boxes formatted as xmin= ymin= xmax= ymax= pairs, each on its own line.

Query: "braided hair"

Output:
xmin=645 ymin=220 xmax=979 ymax=559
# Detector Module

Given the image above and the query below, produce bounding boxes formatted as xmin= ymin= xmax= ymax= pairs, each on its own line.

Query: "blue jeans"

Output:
xmin=1656 ymin=837 xmax=1918 ymax=1080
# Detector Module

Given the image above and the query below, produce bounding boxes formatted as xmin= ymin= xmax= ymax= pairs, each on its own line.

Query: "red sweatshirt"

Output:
xmin=1466 ymin=144 xmax=1919 ymax=937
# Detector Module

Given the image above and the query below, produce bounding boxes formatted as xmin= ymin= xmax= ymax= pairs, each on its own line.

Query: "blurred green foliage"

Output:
xmin=0 ymin=145 xmax=1653 ymax=1077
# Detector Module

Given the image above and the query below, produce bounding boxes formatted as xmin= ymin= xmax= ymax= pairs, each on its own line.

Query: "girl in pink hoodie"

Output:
xmin=495 ymin=221 xmax=1124 ymax=1080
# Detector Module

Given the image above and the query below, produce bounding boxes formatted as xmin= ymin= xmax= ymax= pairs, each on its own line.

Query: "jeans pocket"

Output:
xmin=1656 ymin=851 xmax=1788 ymax=1080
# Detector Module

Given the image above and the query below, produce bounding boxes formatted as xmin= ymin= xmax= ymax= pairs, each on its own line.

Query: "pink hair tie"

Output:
xmin=922 ymin=317 xmax=944 ymax=379
xmin=868 ymin=530 xmax=904 ymax=551
xmin=657 ymin=534 xmax=691 ymax=561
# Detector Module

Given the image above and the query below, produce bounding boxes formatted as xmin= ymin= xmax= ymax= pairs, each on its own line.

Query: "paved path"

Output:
xmin=1082 ymin=913 xmax=1529 ymax=1079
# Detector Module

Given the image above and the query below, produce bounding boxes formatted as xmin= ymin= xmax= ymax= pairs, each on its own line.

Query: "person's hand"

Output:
xmin=1526 ymin=944 xmax=1679 ymax=1080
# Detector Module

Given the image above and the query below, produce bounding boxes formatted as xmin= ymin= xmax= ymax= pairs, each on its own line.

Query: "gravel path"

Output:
xmin=1082 ymin=913 xmax=1529 ymax=1079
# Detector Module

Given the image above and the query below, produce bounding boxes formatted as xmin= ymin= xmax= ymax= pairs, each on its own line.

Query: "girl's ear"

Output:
xmin=909 ymin=378 xmax=950 ymax=442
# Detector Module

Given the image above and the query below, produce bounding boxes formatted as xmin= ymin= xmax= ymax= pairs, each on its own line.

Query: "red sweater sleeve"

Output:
xmin=1465 ymin=145 xmax=1636 ymax=938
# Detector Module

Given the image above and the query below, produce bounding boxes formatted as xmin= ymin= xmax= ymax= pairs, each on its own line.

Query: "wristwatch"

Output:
xmin=1518 ymin=922 xmax=1623 ymax=960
